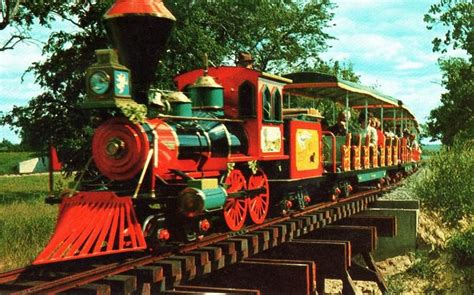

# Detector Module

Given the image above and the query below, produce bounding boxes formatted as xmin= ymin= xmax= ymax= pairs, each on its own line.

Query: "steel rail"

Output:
xmin=0 ymin=267 xmax=30 ymax=284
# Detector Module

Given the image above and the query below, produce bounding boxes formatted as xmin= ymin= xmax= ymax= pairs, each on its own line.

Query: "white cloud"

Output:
xmin=322 ymin=34 xmax=406 ymax=67
xmin=0 ymin=44 xmax=43 ymax=73
xmin=357 ymin=71 xmax=443 ymax=123
xmin=395 ymin=61 xmax=425 ymax=70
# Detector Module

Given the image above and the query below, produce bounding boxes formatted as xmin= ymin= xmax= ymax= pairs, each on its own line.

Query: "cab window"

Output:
xmin=262 ymin=86 xmax=272 ymax=121
xmin=262 ymin=86 xmax=283 ymax=122
xmin=273 ymin=89 xmax=282 ymax=121
xmin=238 ymin=81 xmax=256 ymax=117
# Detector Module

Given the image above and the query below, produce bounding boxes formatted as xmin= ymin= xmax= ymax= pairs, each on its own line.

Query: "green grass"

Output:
xmin=0 ymin=152 xmax=40 ymax=175
xmin=0 ymin=174 xmax=74 ymax=204
xmin=0 ymin=202 xmax=56 ymax=270
xmin=420 ymin=144 xmax=441 ymax=160
xmin=406 ymin=250 xmax=437 ymax=279
xmin=0 ymin=174 xmax=74 ymax=271
xmin=420 ymin=144 xmax=442 ymax=152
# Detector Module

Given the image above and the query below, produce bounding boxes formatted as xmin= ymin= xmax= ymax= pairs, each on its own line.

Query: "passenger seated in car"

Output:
xmin=358 ymin=113 xmax=377 ymax=147
xmin=374 ymin=118 xmax=384 ymax=147
xmin=403 ymin=129 xmax=411 ymax=147
xmin=329 ymin=112 xmax=348 ymax=136
xmin=410 ymin=133 xmax=421 ymax=161
xmin=385 ymin=127 xmax=396 ymax=138
xmin=410 ymin=133 xmax=419 ymax=150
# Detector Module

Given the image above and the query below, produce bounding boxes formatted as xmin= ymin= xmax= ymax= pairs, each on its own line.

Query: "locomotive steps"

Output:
xmin=0 ymin=186 xmax=419 ymax=294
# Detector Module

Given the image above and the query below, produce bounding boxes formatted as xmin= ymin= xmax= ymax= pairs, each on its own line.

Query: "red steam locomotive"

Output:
xmin=34 ymin=0 xmax=420 ymax=264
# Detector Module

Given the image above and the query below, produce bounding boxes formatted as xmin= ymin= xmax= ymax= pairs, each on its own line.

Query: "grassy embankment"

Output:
xmin=0 ymin=152 xmax=39 ymax=175
xmin=384 ymin=141 xmax=474 ymax=293
xmin=0 ymin=174 xmax=63 ymax=271
xmin=0 ymin=152 xmax=73 ymax=271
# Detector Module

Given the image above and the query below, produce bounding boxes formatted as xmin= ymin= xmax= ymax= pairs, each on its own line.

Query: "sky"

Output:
xmin=320 ymin=0 xmax=447 ymax=130
xmin=0 ymin=0 xmax=458 ymax=144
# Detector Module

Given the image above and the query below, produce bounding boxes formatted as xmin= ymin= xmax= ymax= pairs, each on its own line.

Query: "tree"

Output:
xmin=424 ymin=0 xmax=473 ymax=60
xmin=424 ymin=0 xmax=473 ymax=145
xmin=426 ymin=58 xmax=473 ymax=145
xmin=0 ymin=138 xmax=24 ymax=151
xmin=312 ymin=60 xmax=360 ymax=83
xmin=1 ymin=1 xmax=112 ymax=171
xmin=0 ymin=0 xmax=65 ymax=51
xmin=0 ymin=0 xmax=21 ymax=30
xmin=158 ymin=0 xmax=336 ymax=85
xmin=1 ymin=0 xmax=338 ymax=171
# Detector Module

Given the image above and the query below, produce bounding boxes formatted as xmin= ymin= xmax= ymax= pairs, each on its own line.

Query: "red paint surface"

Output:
xmin=106 ymin=0 xmax=175 ymax=18
xmin=34 ymin=191 xmax=146 ymax=264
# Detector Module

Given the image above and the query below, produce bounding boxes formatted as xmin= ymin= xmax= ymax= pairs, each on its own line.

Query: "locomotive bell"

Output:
xmin=104 ymin=0 xmax=176 ymax=105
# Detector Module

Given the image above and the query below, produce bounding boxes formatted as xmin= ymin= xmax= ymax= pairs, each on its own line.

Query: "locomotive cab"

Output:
xmin=175 ymin=67 xmax=292 ymax=161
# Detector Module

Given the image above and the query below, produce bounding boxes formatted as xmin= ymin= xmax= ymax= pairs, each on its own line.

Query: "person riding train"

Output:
xmin=236 ymin=51 xmax=254 ymax=69
xmin=359 ymin=112 xmax=377 ymax=147
xmin=329 ymin=112 xmax=348 ymax=136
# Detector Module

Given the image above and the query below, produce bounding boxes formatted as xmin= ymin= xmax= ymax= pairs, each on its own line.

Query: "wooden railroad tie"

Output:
xmin=181 ymin=259 xmax=315 ymax=295
xmin=335 ymin=215 xmax=397 ymax=237
xmin=177 ymin=224 xmax=388 ymax=294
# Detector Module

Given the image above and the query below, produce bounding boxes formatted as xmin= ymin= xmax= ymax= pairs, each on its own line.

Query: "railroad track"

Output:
xmin=0 ymin=185 xmax=397 ymax=294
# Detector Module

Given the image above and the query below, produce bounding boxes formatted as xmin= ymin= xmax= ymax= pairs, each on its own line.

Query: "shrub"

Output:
xmin=410 ymin=140 xmax=474 ymax=223
xmin=406 ymin=250 xmax=436 ymax=279
xmin=448 ymin=226 xmax=474 ymax=266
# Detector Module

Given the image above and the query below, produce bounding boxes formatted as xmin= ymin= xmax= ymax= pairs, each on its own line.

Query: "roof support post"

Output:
xmin=380 ymin=106 xmax=384 ymax=131
xmin=393 ymin=109 xmax=396 ymax=132
xmin=345 ymin=91 xmax=350 ymax=132
xmin=400 ymin=109 xmax=404 ymax=133
xmin=364 ymin=99 xmax=368 ymax=128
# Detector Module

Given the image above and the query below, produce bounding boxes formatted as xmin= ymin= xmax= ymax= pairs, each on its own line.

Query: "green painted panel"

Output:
xmin=323 ymin=136 xmax=346 ymax=163
xmin=357 ymin=169 xmax=386 ymax=183
xmin=202 ymin=187 xmax=227 ymax=211
xmin=404 ymin=164 xmax=414 ymax=172
xmin=172 ymin=102 xmax=193 ymax=117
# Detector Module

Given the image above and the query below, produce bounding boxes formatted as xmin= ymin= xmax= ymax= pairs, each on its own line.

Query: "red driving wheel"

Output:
xmin=248 ymin=169 xmax=269 ymax=224
xmin=223 ymin=169 xmax=248 ymax=231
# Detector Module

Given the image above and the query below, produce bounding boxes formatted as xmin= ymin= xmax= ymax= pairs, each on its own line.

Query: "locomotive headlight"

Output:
xmin=89 ymin=71 xmax=111 ymax=95
xmin=178 ymin=187 xmax=205 ymax=217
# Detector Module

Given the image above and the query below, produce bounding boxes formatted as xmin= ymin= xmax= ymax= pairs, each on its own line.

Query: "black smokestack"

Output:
xmin=104 ymin=0 xmax=176 ymax=104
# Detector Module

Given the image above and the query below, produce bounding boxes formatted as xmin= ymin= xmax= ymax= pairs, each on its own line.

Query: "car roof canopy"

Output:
xmin=284 ymin=72 xmax=418 ymax=128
